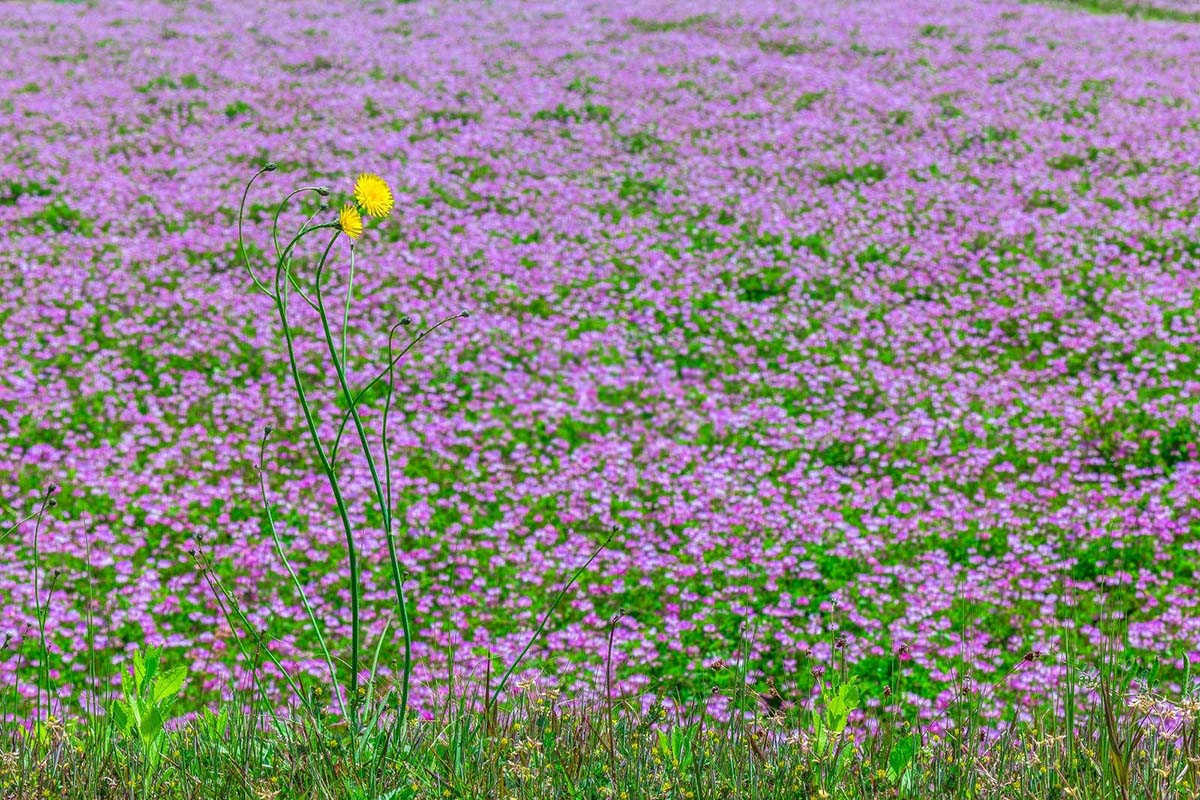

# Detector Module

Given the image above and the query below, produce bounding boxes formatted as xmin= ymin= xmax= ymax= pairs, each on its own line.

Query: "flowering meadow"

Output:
xmin=4 ymin=0 xmax=1200 ymax=746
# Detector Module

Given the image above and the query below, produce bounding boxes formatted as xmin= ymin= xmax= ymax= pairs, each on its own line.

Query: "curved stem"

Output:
xmin=194 ymin=555 xmax=299 ymax=730
xmin=272 ymin=188 xmax=327 ymax=311
xmin=257 ymin=430 xmax=346 ymax=720
xmin=0 ymin=510 xmax=38 ymax=547
xmin=329 ymin=312 xmax=467 ymax=466
xmin=237 ymin=168 xmax=274 ymax=297
xmin=272 ymin=186 xmax=327 ymax=258
xmin=30 ymin=494 xmax=50 ymax=731
xmin=380 ymin=320 xmax=411 ymax=731
xmin=313 ymin=254 xmax=414 ymax=727
xmin=271 ymin=228 xmax=363 ymax=729
xmin=341 ymin=244 xmax=355 ymax=369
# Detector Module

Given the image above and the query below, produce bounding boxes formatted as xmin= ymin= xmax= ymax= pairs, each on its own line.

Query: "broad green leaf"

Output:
xmin=139 ymin=707 xmax=164 ymax=742
xmin=152 ymin=666 xmax=187 ymax=705
xmin=111 ymin=699 xmax=131 ymax=733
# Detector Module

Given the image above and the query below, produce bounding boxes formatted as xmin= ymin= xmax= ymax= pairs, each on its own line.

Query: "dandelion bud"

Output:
xmin=264 ymin=162 xmax=278 ymax=172
xmin=264 ymin=425 xmax=274 ymax=435
xmin=46 ymin=484 xmax=58 ymax=495
xmin=460 ymin=310 xmax=471 ymax=318
xmin=315 ymin=186 xmax=330 ymax=197
xmin=47 ymin=498 xmax=57 ymax=508
xmin=400 ymin=316 xmax=412 ymax=326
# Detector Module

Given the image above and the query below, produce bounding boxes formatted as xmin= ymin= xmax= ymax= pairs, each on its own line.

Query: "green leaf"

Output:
xmin=142 ymin=649 xmax=160 ymax=691
xmin=132 ymin=651 xmax=146 ymax=692
xmin=139 ymin=707 xmax=164 ymax=742
xmin=887 ymin=735 xmax=919 ymax=781
xmin=111 ymin=699 xmax=131 ymax=734
xmin=152 ymin=666 xmax=187 ymax=705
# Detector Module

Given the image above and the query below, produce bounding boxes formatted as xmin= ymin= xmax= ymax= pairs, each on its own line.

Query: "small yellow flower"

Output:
xmin=338 ymin=204 xmax=362 ymax=239
xmin=354 ymin=172 xmax=393 ymax=218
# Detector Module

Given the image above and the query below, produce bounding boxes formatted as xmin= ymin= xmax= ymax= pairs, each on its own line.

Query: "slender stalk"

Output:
xmin=341 ymin=244 xmax=355 ymax=369
xmin=313 ymin=255 xmax=413 ymax=727
xmin=193 ymin=555 xmax=296 ymax=732
xmin=490 ymin=528 xmax=615 ymax=708
xmin=237 ymin=164 xmax=276 ymax=296
xmin=271 ymin=186 xmax=328 ymax=310
xmin=606 ymin=611 xmax=621 ymax=781
xmin=328 ymin=312 xmax=467 ymax=466
xmin=29 ymin=490 xmax=53 ymax=734
xmin=0 ymin=510 xmax=38 ymax=547
xmin=272 ymin=186 xmax=328 ymax=258
xmin=269 ymin=225 xmax=364 ymax=726
xmin=380 ymin=320 xmax=413 ymax=729
xmin=257 ymin=429 xmax=346 ymax=720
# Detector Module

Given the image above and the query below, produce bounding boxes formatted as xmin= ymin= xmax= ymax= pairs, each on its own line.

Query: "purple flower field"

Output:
xmin=3 ymin=0 xmax=1200 ymax=727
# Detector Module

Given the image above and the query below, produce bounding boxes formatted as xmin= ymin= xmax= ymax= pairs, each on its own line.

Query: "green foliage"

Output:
xmin=109 ymin=648 xmax=187 ymax=791
xmin=29 ymin=199 xmax=95 ymax=235
xmin=817 ymin=162 xmax=887 ymax=187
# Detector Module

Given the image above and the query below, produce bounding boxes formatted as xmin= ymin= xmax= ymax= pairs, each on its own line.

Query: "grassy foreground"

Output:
xmin=2 ymin=645 xmax=1199 ymax=800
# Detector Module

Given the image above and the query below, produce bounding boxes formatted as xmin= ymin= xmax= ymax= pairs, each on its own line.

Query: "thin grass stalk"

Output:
xmin=29 ymin=489 xmax=54 ymax=737
xmin=256 ymin=428 xmax=345 ymax=721
xmin=381 ymin=319 xmax=415 ymax=732
xmin=490 ymin=528 xmax=615 ymax=709
xmin=193 ymin=558 xmax=293 ymax=731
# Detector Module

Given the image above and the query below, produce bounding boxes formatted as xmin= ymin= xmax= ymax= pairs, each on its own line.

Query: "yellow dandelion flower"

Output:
xmin=338 ymin=204 xmax=362 ymax=240
xmin=353 ymin=172 xmax=393 ymax=218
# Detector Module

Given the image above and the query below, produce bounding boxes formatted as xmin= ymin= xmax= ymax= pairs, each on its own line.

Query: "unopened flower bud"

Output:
xmin=264 ymin=162 xmax=278 ymax=172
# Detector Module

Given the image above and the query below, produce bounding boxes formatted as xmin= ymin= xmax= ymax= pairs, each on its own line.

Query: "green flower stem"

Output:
xmin=313 ymin=257 xmax=413 ymax=728
xmin=195 ymin=560 xmax=295 ymax=732
xmin=257 ymin=430 xmax=346 ymax=721
xmin=271 ymin=186 xmax=327 ymax=258
xmin=341 ymin=244 xmax=355 ymax=369
xmin=271 ymin=187 xmax=328 ymax=310
xmin=269 ymin=223 xmax=364 ymax=727
xmin=380 ymin=321 xmax=411 ymax=734
xmin=328 ymin=312 xmax=467 ymax=467
xmin=30 ymin=493 xmax=50 ymax=732
xmin=237 ymin=166 xmax=274 ymax=296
